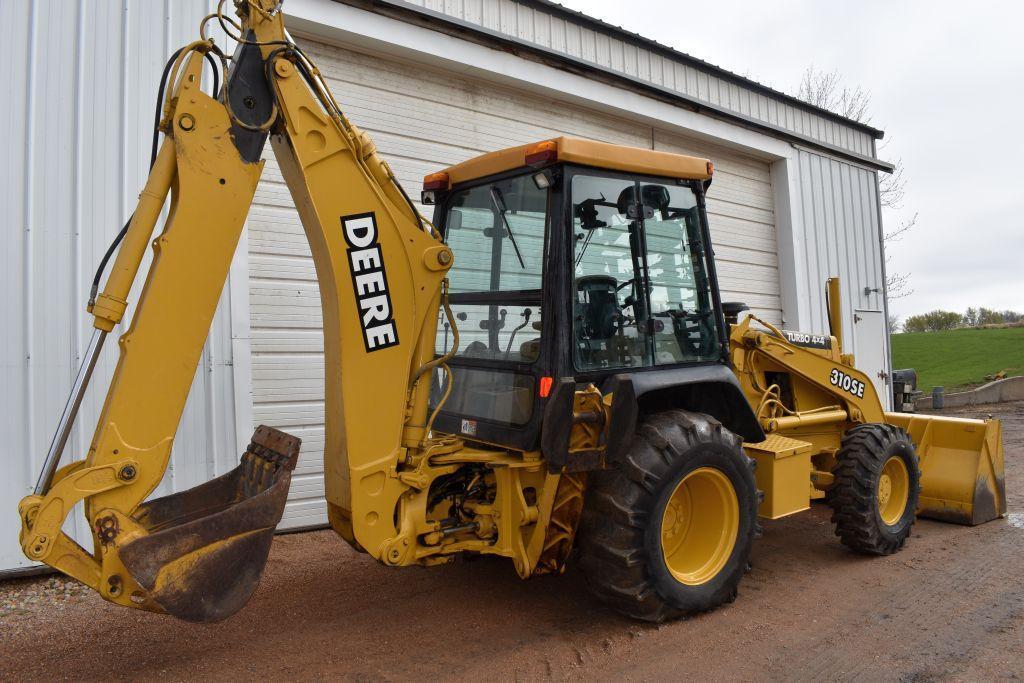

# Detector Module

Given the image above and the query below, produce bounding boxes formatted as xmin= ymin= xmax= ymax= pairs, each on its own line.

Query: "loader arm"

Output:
xmin=730 ymin=315 xmax=886 ymax=427
xmin=18 ymin=1 xmax=453 ymax=621
xmin=730 ymin=314 xmax=1005 ymax=526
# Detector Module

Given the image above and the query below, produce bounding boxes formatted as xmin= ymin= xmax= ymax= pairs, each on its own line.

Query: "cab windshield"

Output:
xmin=433 ymin=172 xmax=548 ymax=427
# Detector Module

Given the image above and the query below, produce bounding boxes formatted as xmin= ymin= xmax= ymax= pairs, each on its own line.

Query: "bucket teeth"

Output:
xmin=118 ymin=425 xmax=300 ymax=622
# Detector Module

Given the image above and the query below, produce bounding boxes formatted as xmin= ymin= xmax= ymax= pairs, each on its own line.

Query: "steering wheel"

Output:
xmin=655 ymin=308 xmax=716 ymax=356
xmin=616 ymin=277 xmax=656 ymax=311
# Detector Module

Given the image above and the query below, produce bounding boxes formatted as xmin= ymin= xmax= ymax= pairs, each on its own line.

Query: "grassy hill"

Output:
xmin=891 ymin=326 xmax=1024 ymax=392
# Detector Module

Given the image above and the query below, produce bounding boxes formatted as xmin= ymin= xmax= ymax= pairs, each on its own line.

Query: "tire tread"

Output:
xmin=828 ymin=423 xmax=920 ymax=556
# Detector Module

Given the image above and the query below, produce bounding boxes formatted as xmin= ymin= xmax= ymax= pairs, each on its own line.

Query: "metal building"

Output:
xmin=0 ymin=0 xmax=894 ymax=572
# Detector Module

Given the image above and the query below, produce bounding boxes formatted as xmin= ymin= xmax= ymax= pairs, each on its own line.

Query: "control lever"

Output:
xmin=504 ymin=308 xmax=533 ymax=359
xmin=479 ymin=308 xmax=507 ymax=330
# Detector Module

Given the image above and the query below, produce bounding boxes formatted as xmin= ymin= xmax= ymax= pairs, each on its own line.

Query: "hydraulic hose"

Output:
xmin=89 ymin=49 xmax=220 ymax=307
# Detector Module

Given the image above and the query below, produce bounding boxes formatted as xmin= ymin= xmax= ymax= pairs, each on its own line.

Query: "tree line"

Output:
xmin=898 ymin=308 xmax=1023 ymax=333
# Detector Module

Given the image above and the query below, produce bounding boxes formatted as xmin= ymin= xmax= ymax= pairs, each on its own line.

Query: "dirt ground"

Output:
xmin=2 ymin=402 xmax=1022 ymax=682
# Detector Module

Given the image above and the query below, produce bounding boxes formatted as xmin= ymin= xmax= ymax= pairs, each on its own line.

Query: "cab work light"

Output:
xmin=525 ymin=140 xmax=557 ymax=167
xmin=422 ymin=171 xmax=449 ymax=204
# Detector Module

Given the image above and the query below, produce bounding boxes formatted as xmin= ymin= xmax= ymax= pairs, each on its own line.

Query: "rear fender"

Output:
xmin=604 ymin=364 xmax=765 ymax=445
xmin=540 ymin=366 xmax=764 ymax=471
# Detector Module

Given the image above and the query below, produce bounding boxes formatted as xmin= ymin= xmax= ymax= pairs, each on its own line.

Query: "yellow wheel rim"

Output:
xmin=660 ymin=467 xmax=739 ymax=586
xmin=878 ymin=455 xmax=910 ymax=526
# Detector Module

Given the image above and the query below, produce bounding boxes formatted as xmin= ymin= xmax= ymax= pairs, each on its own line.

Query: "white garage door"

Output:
xmin=247 ymin=40 xmax=780 ymax=529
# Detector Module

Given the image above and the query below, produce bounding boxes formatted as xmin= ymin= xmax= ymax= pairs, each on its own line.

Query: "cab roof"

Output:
xmin=426 ymin=136 xmax=713 ymax=190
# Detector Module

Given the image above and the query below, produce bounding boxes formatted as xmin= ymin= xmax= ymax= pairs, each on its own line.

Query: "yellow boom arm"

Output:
xmin=18 ymin=1 xmax=453 ymax=621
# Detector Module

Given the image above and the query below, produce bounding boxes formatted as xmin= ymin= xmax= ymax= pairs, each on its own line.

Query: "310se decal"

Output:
xmin=830 ymin=368 xmax=866 ymax=398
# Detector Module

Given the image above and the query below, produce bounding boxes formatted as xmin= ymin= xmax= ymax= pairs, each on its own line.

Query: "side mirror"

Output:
xmin=639 ymin=184 xmax=670 ymax=212
xmin=575 ymin=197 xmax=607 ymax=231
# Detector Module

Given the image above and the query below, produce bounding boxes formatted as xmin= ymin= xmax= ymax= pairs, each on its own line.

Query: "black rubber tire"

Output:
xmin=576 ymin=410 xmax=759 ymax=622
xmin=828 ymin=423 xmax=921 ymax=555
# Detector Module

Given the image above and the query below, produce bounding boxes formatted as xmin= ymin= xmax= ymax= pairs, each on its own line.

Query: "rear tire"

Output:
xmin=828 ymin=423 xmax=920 ymax=555
xmin=577 ymin=410 xmax=758 ymax=622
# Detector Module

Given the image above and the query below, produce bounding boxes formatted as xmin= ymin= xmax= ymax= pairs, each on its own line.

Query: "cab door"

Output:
xmin=430 ymin=170 xmax=553 ymax=449
xmin=568 ymin=169 xmax=722 ymax=377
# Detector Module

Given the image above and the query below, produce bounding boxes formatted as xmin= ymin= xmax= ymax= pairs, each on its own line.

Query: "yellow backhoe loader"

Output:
xmin=18 ymin=0 xmax=1005 ymax=623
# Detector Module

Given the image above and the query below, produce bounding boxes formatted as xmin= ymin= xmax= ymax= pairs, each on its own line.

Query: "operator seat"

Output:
xmin=576 ymin=275 xmax=621 ymax=341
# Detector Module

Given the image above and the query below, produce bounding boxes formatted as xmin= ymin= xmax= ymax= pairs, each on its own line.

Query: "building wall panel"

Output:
xmin=795 ymin=149 xmax=888 ymax=373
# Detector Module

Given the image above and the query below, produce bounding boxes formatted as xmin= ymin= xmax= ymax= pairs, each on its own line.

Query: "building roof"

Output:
xmin=526 ymin=0 xmax=884 ymax=139
xmin=341 ymin=0 xmax=892 ymax=171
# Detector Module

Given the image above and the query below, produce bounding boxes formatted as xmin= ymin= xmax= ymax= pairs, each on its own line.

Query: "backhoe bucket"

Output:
xmin=118 ymin=425 xmax=300 ymax=622
xmin=887 ymin=413 xmax=1006 ymax=525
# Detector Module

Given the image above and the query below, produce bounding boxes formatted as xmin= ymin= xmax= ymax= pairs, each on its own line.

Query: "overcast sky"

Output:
xmin=559 ymin=0 xmax=1024 ymax=320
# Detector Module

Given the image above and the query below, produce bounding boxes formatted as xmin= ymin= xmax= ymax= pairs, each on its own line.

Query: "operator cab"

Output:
xmin=423 ymin=137 xmax=726 ymax=450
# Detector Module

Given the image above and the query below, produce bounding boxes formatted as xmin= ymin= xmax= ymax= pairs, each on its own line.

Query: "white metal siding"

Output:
xmin=398 ymin=0 xmax=878 ymax=158
xmin=794 ymin=148 xmax=889 ymax=382
xmin=653 ymin=131 xmax=781 ymax=322
xmin=250 ymin=39 xmax=779 ymax=528
xmin=0 ymin=0 xmax=243 ymax=573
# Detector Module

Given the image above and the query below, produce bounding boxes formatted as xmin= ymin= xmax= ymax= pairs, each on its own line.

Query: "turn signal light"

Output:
xmin=538 ymin=376 xmax=554 ymax=398
xmin=706 ymin=161 xmax=714 ymax=176
xmin=422 ymin=171 xmax=450 ymax=191
xmin=525 ymin=140 xmax=558 ymax=167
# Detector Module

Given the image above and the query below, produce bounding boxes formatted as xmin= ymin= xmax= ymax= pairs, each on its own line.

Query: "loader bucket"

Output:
xmin=118 ymin=425 xmax=300 ymax=622
xmin=886 ymin=413 xmax=1006 ymax=525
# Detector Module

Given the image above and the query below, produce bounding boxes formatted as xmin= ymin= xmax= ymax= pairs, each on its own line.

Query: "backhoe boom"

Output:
xmin=18 ymin=0 xmax=454 ymax=620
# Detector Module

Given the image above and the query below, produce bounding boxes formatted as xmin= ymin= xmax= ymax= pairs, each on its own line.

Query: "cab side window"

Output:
xmin=571 ymin=174 xmax=719 ymax=372
xmin=572 ymin=175 xmax=649 ymax=371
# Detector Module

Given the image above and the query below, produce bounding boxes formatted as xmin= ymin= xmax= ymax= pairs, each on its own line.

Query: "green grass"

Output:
xmin=891 ymin=326 xmax=1024 ymax=392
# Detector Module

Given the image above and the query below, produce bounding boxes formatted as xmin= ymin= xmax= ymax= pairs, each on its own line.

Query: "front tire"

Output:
xmin=577 ymin=410 xmax=759 ymax=622
xmin=828 ymin=423 xmax=920 ymax=555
